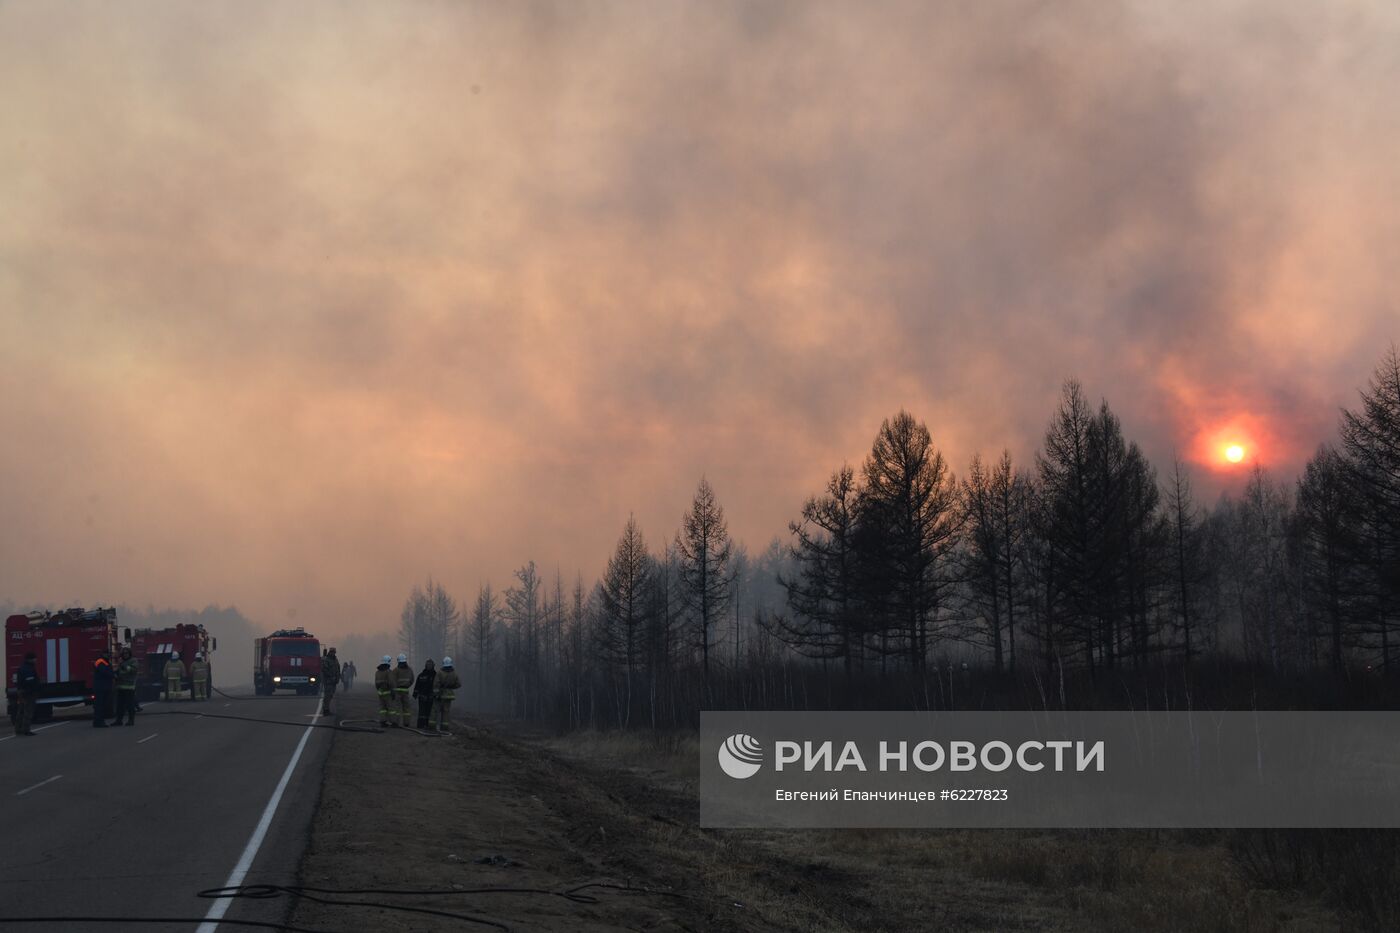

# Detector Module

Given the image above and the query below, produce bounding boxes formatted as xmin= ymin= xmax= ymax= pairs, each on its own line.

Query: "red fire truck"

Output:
xmin=130 ymin=624 xmax=217 ymax=701
xmin=253 ymin=628 xmax=322 ymax=695
xmin=6 ymin=608 xmax=127 ymax=725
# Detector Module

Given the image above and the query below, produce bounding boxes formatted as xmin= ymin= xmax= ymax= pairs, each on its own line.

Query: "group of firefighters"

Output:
xmin=105 ymin=646 xmax=211 ymax=727
xmin=13 ymin=645 xmax=462 ymax=736
xmin=373 ymin=653 xmax=460 ymax=732
xmin=9 ymin=645 xmax=212 ymax=734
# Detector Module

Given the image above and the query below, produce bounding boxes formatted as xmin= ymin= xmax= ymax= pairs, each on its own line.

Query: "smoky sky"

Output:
xmin=2 ymin=1 xmax=1398 ymax=633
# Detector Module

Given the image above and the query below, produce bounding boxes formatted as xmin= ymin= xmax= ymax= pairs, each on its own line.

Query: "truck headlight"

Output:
xmin=273 ymin=676 xmax=282 ymax=683
xmin=310 ymin=677 xmax=317 ymax=683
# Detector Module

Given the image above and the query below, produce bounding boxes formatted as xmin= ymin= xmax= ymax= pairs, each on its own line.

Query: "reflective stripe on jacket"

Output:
xmin=393 ymin=664 xmax=414 ymax=692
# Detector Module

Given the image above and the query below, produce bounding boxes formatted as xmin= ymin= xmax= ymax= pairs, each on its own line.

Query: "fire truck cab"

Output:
xmin=6 ymin=607 xmax=126 ymax=725
xmin=254 ymin=628 xmax=322 ymax=695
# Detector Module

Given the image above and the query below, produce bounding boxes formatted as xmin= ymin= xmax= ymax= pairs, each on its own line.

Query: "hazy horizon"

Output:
xmin=4 ymin=1 xmax=1398 ymax=636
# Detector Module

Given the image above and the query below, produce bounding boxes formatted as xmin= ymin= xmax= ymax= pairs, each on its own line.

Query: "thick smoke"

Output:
xmin=2 ymin=1 xmax=1397 ymax=628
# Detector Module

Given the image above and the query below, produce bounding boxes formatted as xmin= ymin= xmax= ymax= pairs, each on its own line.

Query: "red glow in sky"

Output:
xmin=1190 ymin=414 xmax=1272 ymax=471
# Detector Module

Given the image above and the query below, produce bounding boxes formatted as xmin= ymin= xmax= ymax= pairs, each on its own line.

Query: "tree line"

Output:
xmin=396 ymin=348 xmax=1400 ymax=729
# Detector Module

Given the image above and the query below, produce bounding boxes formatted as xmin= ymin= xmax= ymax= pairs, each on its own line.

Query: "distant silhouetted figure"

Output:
xmin=14 ymin=651 xmax=41 ymax=736
xmin=412 ymin=659 xmax=436 ymax=729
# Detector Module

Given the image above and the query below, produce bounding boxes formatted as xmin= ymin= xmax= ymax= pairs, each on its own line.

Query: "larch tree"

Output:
xmin=597 ymin=515 xmax=653 ymax=727
xmin=1296 ymin=445 xmax=1357 ymax=671
xmin=467 ymin=583 xmax=497 ymax=712
xmin=1339 ymin=347 xmax=1400 ymax=675
xmin=1165 ymin=459 xmax=1209 ymax=663
xmin=675 ymin=477 xmax=734 ymax=689
xmin=777 ymin=465 xmax=864 ymax=675
xmin=854 ymin=410 xmax=963 ymax=675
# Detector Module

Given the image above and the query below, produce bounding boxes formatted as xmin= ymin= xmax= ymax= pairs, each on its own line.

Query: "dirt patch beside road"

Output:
xmin=295 ymin=693 xmax=1340 ymax=932
xmin=291 ymin=690 xmax=784 ymax=932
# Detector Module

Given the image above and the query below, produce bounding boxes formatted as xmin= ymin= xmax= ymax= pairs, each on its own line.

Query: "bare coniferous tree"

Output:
xmin=398 ymin=584 xmax=427 ymax=660
xmin=1036 ymin=385 xmax=1165 ymax=673
xmin=1241 ymin=465 xmax=1292 ymax=670
xmin=991 ymin=451 xmax=1033 ymax=672
xmin=776 ymin=465 xmax=864 ymax=676
xmin=855 ymin=411 xmax=963 ymax=677
xmin=1295 ymin=446 xmax=1357 ymax=672
xmin=1339 ymin=347 xmax=1400 ymax=675
xmin=962 ymin=455 xmax=1008 ymax=671
xmin=550 ymin=568 xmax=566 ymax=684
xmin=676 ymin=477 xmax=734 ymax=691
xmin=503 ymin=561 xmax=543 ymax=718
xmin=1166 ymin=459 xmax=1208 ymax=663
xmin=468 ymin=584 xmax=497 ymax=712
xmin=597 ymin=515 xmax=653 ymax=728
xmin=644 ymin=544 xmax=681 ymax=728
xmin=562 ymin=574 xmax=589 ymax=728
xmin=730 ymin=543 xmax=751 ymax=665
xmin=422 ymin=578 xmax=459 ymax=664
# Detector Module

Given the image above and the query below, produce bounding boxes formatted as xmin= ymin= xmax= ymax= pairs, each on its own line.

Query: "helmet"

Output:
xmin=397 ymin=653 xmax=407 ymax=663
xmin=171 ymin=651 xmax=180 ymax=660
xmin=442 ymin=656 xmax=453 ymax=667
xmin=195 ymin=653 xmax=203 ymax=660
xmin=381 ymin=655 xmax=392 ymax=664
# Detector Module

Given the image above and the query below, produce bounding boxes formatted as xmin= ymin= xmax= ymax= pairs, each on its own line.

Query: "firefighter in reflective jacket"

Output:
xmin=434 ymin=657 xmax=460 ymax=733
xmin=190 ymin=653 xmax=211 ymax=701
xmin=164 ymin=652 xmax=185 ymax=701
xmin=374 ymin=656 xmax=393 ymax=727
xmin=392 ymin=654 xmax=414 ymax=727
xmin=113 ymin=647 xmax=139 ymax=725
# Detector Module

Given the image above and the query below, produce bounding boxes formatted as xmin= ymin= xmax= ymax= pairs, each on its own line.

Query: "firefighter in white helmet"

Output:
xmin=190 ymin=652 xmax=211 ymax=701
xmin=392 ymin=654 xmax=415 ymax=728
xmin=163 ymin=651 xmax=185 ymax=701
xmin=434 ymin=657 xmax=460 ymax=733
xmin=374 ymin=655 xmax=393 ymax=727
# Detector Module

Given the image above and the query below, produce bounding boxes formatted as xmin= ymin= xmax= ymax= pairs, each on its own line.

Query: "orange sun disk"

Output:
xmin=1225 ymin=444 xmax=1245 ymax=463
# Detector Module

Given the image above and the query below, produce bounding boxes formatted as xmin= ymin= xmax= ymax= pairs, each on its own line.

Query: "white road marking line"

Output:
xmin=196 ymin=700 xmax=321 ymax=933
xmin=3 ymin=720 xmax=71 ymax=741
xmin=16 ymin=774 xmax=62 ymax=796
xmin=138 ymin=733 xmax=158 ymax=744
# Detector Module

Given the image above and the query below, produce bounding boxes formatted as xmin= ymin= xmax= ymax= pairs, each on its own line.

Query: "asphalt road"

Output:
xmin=0 ymin=684 xmax=338 ymax=933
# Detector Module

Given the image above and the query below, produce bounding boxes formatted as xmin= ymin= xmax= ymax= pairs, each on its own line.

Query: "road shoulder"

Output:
xmin=290 ymin=691 xmax=776 ymax=932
